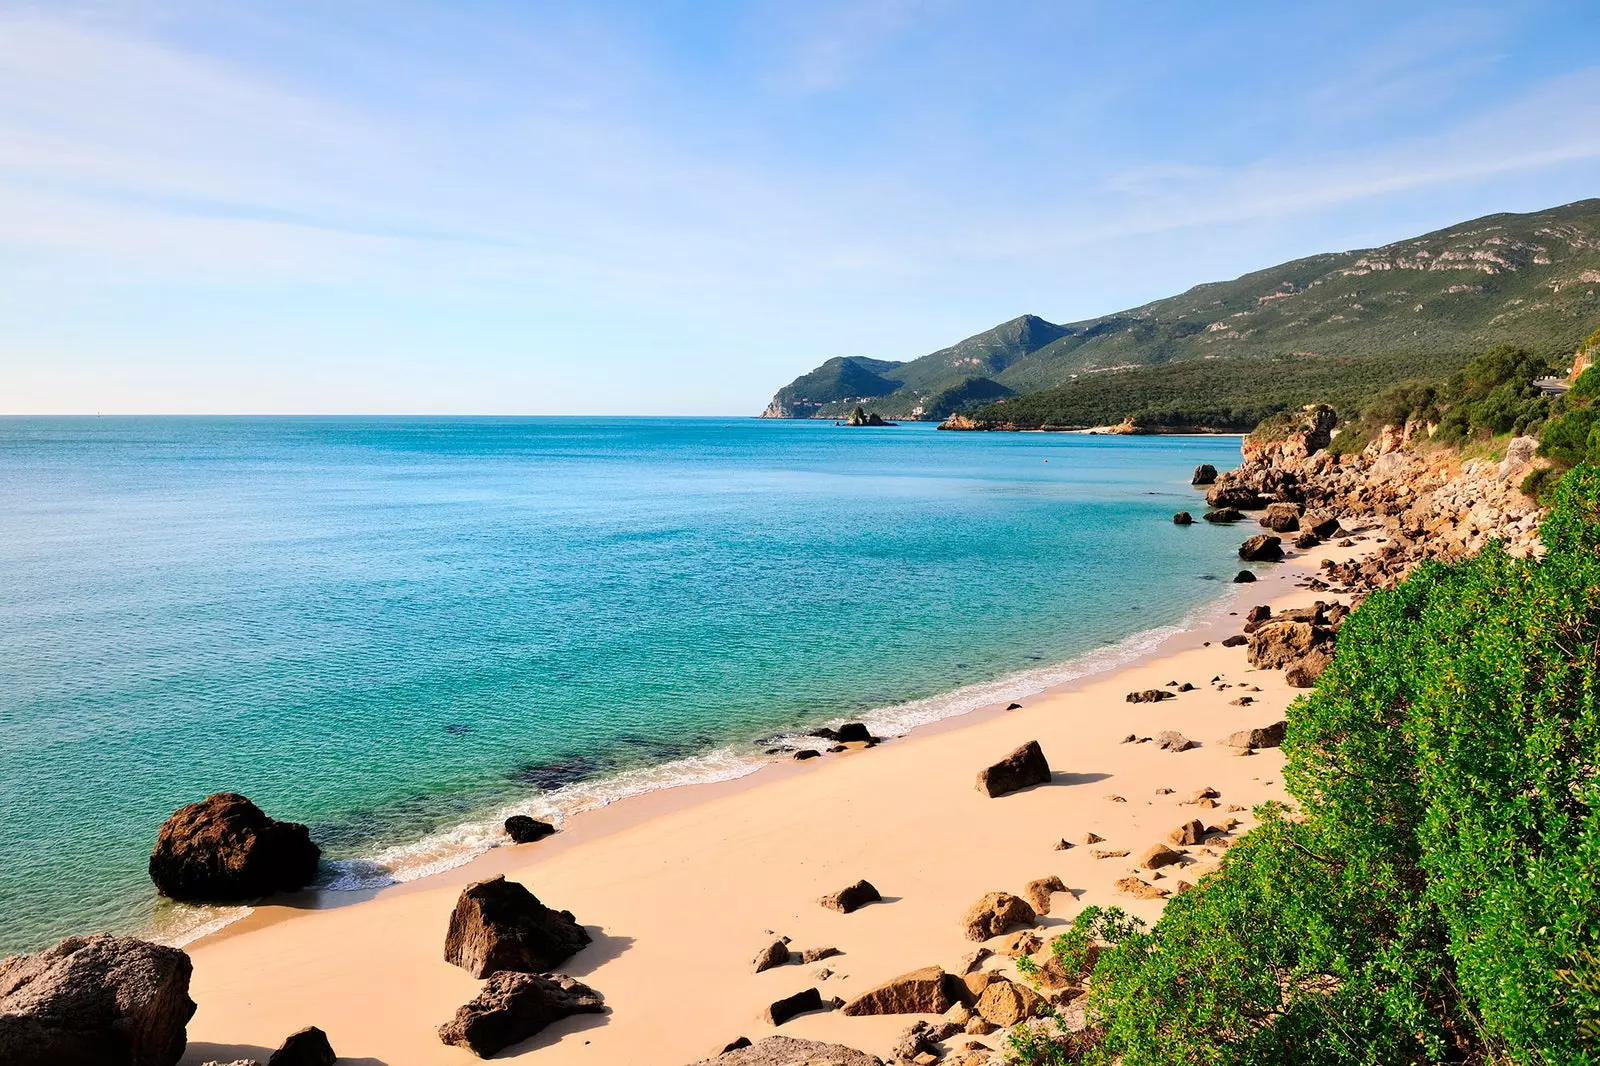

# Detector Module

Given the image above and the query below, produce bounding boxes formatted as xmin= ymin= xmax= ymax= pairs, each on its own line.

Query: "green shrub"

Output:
xmin=1015 ymin=466 xmax=1600 ymax=1066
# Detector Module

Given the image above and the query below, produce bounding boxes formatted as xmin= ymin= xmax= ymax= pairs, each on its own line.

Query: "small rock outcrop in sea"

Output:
xmin=1203 ymin=507 xmax=1245 ymax=523
xmin=961 ymin=891 xmax=1036 ymax=941
xmin=437 ymin=971 xmax=605 ymax=1058
xmin=148 ymin=792 xmax=320 ymax=902
xmin=974 ymin=740 xmax=1051 ymax=797
xmin=1238 ymin=534 xmax=1283 ymax=561
xmin=1206 ymin=484 xmax=1265 ymax=510
xmin=1191 ymin=464 xmax=1217 ymax=485
xmin=265 ymin=1026 xmax=336 ymax=1066
xmin=0 ymin=934 xmax=196 ymax=1066
xmin=1232 ymin=570 xmax=1256 ymax=583
xmin=840 ymin=965 xmax=952 ymax=1016
xmin=504 ymin=816 xmax=557 ymax=844
xmin=1172 ymin=511 xmax=1193 ymax=525
xmin=683 ymin=1035 xmax=883 ymax=1065
xmin=844 ymin=406 xmax=896 ymax=427
xmin=818 ymin=879 xmax=881 ymax=913
xmin=444 ymin=875 xmax=591 ymax=978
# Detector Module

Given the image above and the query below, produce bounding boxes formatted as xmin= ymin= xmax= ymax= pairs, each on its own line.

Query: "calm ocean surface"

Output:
xmin=0 ymin=417 xmax=1244 ymax=954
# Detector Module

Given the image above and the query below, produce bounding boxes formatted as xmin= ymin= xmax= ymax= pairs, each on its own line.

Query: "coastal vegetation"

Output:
xmin=763 ymin=199 xmax=1600 ymax=423
xmin=1011 ymin=465 xmax=1600 ymax=1065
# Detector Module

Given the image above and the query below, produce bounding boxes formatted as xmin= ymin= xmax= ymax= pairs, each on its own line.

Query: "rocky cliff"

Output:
xmin=1213 ymin=406 xmax=1544 ymax=590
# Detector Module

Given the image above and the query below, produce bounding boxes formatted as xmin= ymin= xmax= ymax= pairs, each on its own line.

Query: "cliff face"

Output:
xmin=1216 ymin=406 xmax=1544 ymax=589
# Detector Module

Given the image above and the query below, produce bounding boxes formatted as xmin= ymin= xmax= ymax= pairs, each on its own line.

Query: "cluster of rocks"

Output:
xmin=1239 ymin=602 xmax=1347 ymax=689
xmin=1200 ymin=405 xmax=1543 ymax=590
xmin=438 ymin=874 xmax=603 ymax=1056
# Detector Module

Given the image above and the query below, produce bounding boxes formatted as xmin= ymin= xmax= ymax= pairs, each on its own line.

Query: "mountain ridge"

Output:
xmin=761 ymin=198 xmax=1600 ymax=423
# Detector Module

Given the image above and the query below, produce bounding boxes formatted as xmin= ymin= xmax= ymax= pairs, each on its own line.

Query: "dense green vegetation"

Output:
xmin=1532 ymin=330 xmax=1600 ymax=496
xmin=765 ymin=199 xmax=1600 ymax=421
xmin=1010 ymin=467 xmax=1600 ymax=1066
xmin=957 ymin=349 xmax=1475 ymax=430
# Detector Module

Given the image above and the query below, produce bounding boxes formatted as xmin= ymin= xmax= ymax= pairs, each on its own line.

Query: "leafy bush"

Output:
xmin=1014 ymin=467 xmax=1600 ymax=1065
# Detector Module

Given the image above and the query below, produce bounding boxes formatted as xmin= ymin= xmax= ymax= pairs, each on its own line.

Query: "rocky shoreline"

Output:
xmin=0 ymin=413 xmax=1541 ymax=1066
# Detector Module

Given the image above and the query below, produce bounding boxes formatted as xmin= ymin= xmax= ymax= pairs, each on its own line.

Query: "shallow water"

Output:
xmin=0 ymin=417 xmax=1243 ymax=953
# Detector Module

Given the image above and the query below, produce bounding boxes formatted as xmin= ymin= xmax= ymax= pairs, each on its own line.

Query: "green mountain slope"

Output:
xmin=762 ymin=198 xmax=1600 ymax=422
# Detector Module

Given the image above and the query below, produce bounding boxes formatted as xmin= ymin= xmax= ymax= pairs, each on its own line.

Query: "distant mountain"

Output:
xmin=762 ymin=199 xmax=1600 ymax=423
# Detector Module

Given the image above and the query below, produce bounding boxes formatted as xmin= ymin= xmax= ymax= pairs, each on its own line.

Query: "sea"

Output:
xmin=0 ymin=416 xmax=1246 ymax=955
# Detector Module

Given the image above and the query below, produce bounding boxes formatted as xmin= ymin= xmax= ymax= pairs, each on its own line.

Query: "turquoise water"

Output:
xmin=0 ymin=417 xmax=1243 ymax=954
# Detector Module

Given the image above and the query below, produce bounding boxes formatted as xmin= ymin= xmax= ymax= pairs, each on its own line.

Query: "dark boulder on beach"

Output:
xmin=818 ymin=879 xmax=881 ymax=913
xmin=444 ymin=875 xmax=591 ymax=978
xmin=1238 ymin=535 xmax=1283 ymax=562
xmin=437 ymin=971 xmax=604 ymax=1057
xmin=763 ymin=987 xmax=825 ymax=1026
xmin=1125 ymin=689 xmax=1175 ymax=703
xmin=835 ymin=722 xmax=874 ymax=744
xmin=1172 ymin=511 xmax=1193 ymax=525
xmin=753 ymin=940 xmax=791 ymax=973
xmin=1203 ymin=507 xmax=1244 ymax=523
xmin=793 ymin=749 xmax=821 ymax=761
xmin=504 ymin=816 xmax=557 ymax=844
xmin=265 ymin=1026 xmax=335 ymax=1066
xmin=1305 ymin=512 xmax=1341 ymax=538
xmin=1232 ymin=570 xmax=1256 ymax=583
xmin=148 ymin=793 xmax=320 ymax=903
xmin=0 ymin=933 xmax=196 ymax=1066
xmin=1295 ymin=532 xmax=1322 ymax=549
xmin=974 ymin=740 xmax=1051 ymax=797
xmin=1191 ymin=464 xmax=1217 ymax=485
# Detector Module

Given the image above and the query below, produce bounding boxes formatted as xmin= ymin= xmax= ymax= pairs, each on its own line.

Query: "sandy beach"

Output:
xmin=177 ymin=536 xmax=1364 ymax=1066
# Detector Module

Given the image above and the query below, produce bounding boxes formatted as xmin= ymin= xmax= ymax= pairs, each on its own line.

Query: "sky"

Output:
xmin=3 ymin=0 xmax=1600 ymax=415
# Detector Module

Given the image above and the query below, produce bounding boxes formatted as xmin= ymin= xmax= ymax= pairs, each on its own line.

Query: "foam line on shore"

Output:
xmin=307 ymin=592 xmax=1234 ymax=898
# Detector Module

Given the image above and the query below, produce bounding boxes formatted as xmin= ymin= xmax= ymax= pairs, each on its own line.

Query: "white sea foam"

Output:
xmin=189 ymin=593 xmax=1236 ymax=936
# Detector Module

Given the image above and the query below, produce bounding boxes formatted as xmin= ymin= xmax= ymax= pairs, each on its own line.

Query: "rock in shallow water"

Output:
xmin=504 ymin=815 xmax=556 ymax=844
xmin=444 ymin=875 xmax=591 ymax=978
xmin=437 ymin=971 xmax=604 ymax=1058
xmin=0 ymin=933 xmax=196 ymax=1066
xmin=148 ymin=792 xmax=320 ymax=903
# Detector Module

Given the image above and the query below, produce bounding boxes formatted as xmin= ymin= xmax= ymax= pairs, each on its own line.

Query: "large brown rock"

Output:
xmin=1191 ymin=464 xmax=1217 ymax=485
xmin=1238 ymin=534 xmax=1283 ymax=562
xmin=1221 ymin=721 xmax=1287 ymax=749
xmin=437 ymin=971 xmax=604 ymax=1057
xmin=1285 ymin=650 xmax=1334 ymax=688
xmin=1167 ymin=819 xmax=1205 ymax=846
xmin=1139 ymin=843 xmax=1183 ymax=870
xmin=763 ymin=988 xmax=824 ymax=1026
xmin=148 ymin=793 xmax=319 ymax=902
xmin=265 ymin=1027 xmax=335 ymax=1066
xmin=1261 ymin=502 xmax=1302 ymax=533
xmin=839 ymin=966 xmax=950 ymax=1016
xmin=974 ymin=741 xmax=1051 ymax=797
xmin=1023 ymin=876 xmax=1067 ymax=915
xmin=683 ymin=1036 xmax=883 ymax=1066
xmin=818 ymin=879 xmax=881 ymax=913
xmin=444 ymin=875 xmax=591 ymax=978
xmin=1206 ymin=484 xmax=1264 ymax=510
xmin=961 ymin=892 xmax=1036 ymax=941
xmin=1247 ymin=621 xmax=1334 ymax=670
xmin=974 ymin=978 xmax=1044 ymax=1027
xmin=1203 ymin=507 xmax=1245 ymax=523
xmin=0 ymin=934 xmax=196 ymax=1066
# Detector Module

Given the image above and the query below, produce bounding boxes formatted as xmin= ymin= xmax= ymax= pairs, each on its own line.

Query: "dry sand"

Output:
xmin=179 ymin=536 xmax=1367 ymax=1066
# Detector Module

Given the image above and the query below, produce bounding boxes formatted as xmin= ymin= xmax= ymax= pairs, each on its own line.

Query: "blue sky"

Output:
xmin=3 ymin=0 xmax=1600 ymax=414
